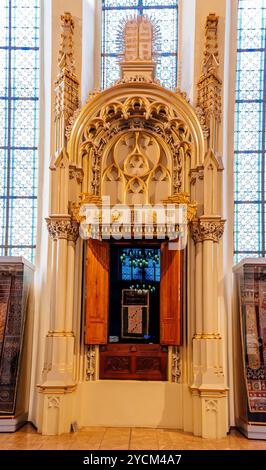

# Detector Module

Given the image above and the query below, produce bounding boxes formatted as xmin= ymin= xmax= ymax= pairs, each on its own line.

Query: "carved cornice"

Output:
xmin=46 ymin=216 xmax=79 ymax=242
xmin=193 ymin=333 xmax=222 ymax=340
xmin=37 ymin=384 xmax=77 ymax=394
xmin=191 ymin=217 xmax=225 ymax=243
xmin=47 ymin=331 xmax=75 ymax=338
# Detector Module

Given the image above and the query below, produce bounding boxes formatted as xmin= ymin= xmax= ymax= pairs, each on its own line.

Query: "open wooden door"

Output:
xmin=85 ymin=239 xmax=110 ymax=344
xmin=160 ymin=242 xmax=182 ymax=345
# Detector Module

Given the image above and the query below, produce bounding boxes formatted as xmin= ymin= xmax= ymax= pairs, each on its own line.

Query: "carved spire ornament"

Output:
xmin=196 ymin=13 xmax=222 ymax=152
xmin=58 ymin=12 xmax=75 ymax=74
xmin=54 ymin=11 xmax=79 ymax=153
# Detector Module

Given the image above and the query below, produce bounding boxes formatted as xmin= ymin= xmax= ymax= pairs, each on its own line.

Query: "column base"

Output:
xmin=191 ymin=387 xmax=229 ymax=438
xmin=37 ymin=384 xmax=76 ymax=435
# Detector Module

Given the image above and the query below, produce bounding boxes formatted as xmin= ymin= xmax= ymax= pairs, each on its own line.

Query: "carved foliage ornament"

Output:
xmin=69 ymin=164 xmax=84 ymax=184
xmin=191 ymin=218 xmax=225 ymax=243
xmin=86 ymin=345 xmax=96 ymax=381
xmin=46 ymin=217 xmax=79 ymax=242
xmin=172 ymin=346 xmax=181 ymax=383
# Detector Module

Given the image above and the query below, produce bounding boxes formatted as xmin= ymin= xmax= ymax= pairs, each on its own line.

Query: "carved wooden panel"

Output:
xmin=99 ymin=344 xmax=167 ymax=381
xmin=85 ymin=240 xmax=110 ymax=344
xmin=160 ymin=243 xmax=182 ymax=345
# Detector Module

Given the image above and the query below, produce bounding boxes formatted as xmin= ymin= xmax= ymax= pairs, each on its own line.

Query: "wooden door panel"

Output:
xmin=99 ymin=344 xmax=168 ymax=380
xmin=160 ymin=243 xmax=182 ymax=345
xmin=85 ymin=240 xmax=109 ymax=344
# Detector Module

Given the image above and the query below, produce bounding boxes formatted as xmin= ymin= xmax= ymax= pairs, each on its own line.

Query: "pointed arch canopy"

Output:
xmin=68 ymin=81 xmax=205 ymax=175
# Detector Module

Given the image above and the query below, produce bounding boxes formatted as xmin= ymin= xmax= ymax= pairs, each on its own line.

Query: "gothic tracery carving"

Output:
xmin=79 ymin=97 xmax=192 ymax=196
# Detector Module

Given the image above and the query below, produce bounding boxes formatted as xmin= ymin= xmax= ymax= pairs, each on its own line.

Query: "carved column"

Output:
xmin=38 ymin=217 xmax=79 ymax=435
xmin=191 ymin=217 xmax=228 ymax=438
xmin=37 ymin=12 xmax=81 ymax=436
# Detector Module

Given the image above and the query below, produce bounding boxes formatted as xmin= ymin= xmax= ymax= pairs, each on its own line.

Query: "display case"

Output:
xmin=0 ymin=257 xmax=34 ymax=432
xmin=233 ymin=259 xmax=266 ymax=439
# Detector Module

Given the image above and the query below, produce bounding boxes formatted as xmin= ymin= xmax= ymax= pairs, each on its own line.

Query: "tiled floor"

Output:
xmin=0 ymin=424 xmax=266 ymax=450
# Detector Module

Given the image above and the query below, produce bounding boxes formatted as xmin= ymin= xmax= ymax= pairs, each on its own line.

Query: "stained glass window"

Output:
xmin=101 ymin=0 xmax=178 ymax=89
xmin=234 ymin=0 xmax=266 ymax=261
xmin=120 ymin=247 xmax=160 ymax=284
xmin=0 ymin=0 xmax=39 ymax=263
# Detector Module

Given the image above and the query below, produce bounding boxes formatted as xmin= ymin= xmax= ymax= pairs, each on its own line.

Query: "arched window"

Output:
xmin=101 ymin=0 xmax=178 ymax=89
xmin=234 ymin=0 xmax=266 ymax=261
xmin=0 ymin=0 xmax=40 ymax=262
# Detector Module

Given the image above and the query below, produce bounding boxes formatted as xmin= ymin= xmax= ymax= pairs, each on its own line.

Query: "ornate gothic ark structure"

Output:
xmin=37 ymin=12 xmax=227 ymax=437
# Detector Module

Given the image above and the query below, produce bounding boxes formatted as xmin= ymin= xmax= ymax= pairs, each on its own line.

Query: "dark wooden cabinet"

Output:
xmin=99 ymin=344 xmax=168 ymax=381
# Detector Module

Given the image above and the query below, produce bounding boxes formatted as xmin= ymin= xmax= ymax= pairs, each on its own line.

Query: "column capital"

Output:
xmin=191 ymin=216 xmax=225 ymax=243
xmin=46 ymin=215 xmax=79 ymax=242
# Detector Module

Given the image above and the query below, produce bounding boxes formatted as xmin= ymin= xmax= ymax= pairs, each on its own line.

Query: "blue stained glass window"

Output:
xmin=101 ymin=0 xmax=178 ymax=89
xmin=120 ymin=248 xmax=160 ymax=282
xmin=0 ymin=0 xmax=39 ymax=263
xmin=234 ymin=0 xmax=266 ymax=262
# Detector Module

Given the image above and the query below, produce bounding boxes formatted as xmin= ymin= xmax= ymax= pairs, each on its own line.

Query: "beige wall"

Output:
xmin=76 ymin=382 xmax=185 ymax=429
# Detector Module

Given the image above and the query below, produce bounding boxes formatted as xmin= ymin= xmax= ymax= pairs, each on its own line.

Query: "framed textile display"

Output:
xmin=239 ymin=265 xmax=266 ymax=414
xmin=233 ymin=259 xmax=266 ymax=438
xmin=0 ymin=257 xmax=34 ymax=420
xmin=121 ymin=289 xmax=149 ymax=340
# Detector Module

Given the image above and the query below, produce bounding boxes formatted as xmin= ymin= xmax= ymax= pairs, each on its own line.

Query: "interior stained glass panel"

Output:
xmin=234 ymin=0 xmax=266 ymax=262
xmin=0 ymin=0 xmax=40 ymax=262
xmin=105 ymin=0 xmax=138 ymax=7
xmin=234 ymin=153 xmax=261 ymax=202
xmin=235 ymin=203 xmax=261 ymax=253
xmin=101 ymin=0 xmax=178 ymax=90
